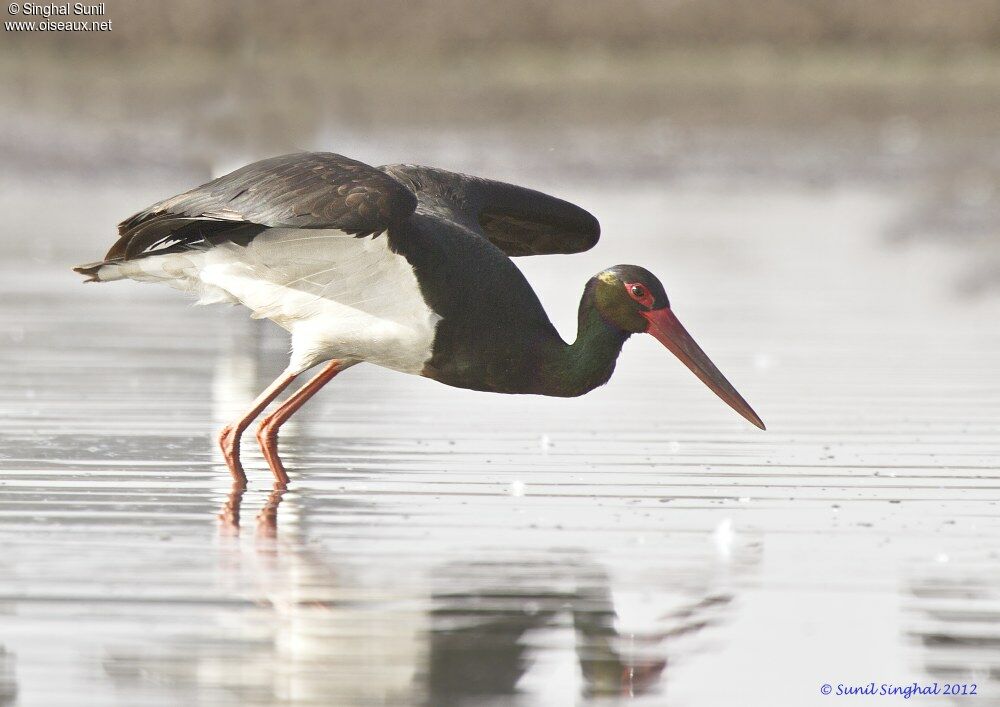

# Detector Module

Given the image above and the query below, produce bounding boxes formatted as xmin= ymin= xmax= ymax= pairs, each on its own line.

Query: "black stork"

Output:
xmin=75 ymin=152 xmax=764 ymax=486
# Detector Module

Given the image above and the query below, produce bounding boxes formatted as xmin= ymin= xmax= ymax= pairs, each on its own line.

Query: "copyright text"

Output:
xmin=6 ymin=3 xmax=111 ymax=32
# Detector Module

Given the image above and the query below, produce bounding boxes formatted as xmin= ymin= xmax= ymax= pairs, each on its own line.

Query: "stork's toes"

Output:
xmin=218 ymin=424 xmax=247 ymax=482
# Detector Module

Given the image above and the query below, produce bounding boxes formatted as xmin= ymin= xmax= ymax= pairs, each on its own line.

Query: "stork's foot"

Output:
xmin=255 ymin=418 xmax=290 ymax=486
xmin=218 ymin=424 xmax=248 ymax=485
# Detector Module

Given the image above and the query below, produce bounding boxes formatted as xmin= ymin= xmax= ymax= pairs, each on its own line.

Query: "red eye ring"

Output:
xmin=625 ymin=281 xmax=654 ymax=308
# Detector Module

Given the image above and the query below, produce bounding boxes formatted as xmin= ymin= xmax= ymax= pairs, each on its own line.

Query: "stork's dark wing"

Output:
xmin=379 ymin=165 xmax=600 ymax=257
xmin=105 ymin=152 xmax=417 ymax=261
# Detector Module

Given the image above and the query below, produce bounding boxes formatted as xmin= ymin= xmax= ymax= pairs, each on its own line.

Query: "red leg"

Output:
xmin=218 ymin=370 xmax=298 ymax=484
xmin=255 ymin=359 xmax=345 ymax=485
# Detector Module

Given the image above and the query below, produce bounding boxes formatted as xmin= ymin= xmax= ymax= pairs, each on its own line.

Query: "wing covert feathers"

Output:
xmin=106 ymin=152 xmax=417 ymax=262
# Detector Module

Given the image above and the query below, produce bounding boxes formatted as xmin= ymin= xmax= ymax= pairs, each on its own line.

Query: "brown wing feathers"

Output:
xmin=84 ymin=153 xmax=599 ymax=271
xmin=103 ymin=152 xmax=418 ymax=262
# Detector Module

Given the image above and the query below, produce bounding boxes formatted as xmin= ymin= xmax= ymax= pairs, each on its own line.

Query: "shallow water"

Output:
xmin=1 ymin=156 xmax=998 ymax=706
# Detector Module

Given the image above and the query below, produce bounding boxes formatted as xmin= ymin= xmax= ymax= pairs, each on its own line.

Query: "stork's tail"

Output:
xmin=73 ymin=260 xmax=124 ymax=282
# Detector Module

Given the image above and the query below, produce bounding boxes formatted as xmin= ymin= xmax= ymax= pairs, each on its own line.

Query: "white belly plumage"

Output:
xmin=97 ymin=228 xmax=442 ymax=375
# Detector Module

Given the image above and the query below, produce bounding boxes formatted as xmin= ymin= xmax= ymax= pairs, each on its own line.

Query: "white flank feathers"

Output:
xmin=100 ymin=228 xmax=441 ymax=375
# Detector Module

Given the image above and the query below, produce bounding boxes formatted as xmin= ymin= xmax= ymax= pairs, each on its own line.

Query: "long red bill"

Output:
xmin=641 ymin=308 xmax=765 ymax=430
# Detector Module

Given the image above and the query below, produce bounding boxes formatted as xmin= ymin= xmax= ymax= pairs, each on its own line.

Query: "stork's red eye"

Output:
xmin=625 ymin=281 xmax=654 ymax=307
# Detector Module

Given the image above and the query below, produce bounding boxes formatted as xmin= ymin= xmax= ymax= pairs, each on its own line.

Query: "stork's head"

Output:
xmin=592 ymin=265 xmax=765 ymax=430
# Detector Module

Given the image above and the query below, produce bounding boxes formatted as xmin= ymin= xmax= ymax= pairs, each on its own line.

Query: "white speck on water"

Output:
xmin=738 ymin=496 xmax=751 ymax=503
xmin=668 ymin=440 xmax=681 ymax=454
xmin=936 ymin=553 xmax=950 ymax=564
xmin=539 ymin=434 xmax=551 ymax=454
xmin=753 ymin=352 xmax=774 ymax=370
xmin=714 ymin=518 xmax=735 ymax=558
xmin=510 ymin=480 xmax=526 ymax=497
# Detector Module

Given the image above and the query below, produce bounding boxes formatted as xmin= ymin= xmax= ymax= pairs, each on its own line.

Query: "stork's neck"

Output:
xmin=542 ymin=281 xmax=630 ymax=397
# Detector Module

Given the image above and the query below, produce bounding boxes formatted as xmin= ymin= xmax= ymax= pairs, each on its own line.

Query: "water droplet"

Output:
xmin=714 ymin=518 xmax=734 ymax=558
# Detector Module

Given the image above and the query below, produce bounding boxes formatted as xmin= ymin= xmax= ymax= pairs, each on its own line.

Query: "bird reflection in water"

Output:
xmin=0 ymin=646 xmax=16 ymax=706
xmin=211 ymin=483 xmax=735 ymax=703
xmin=218 ymin=480 xmax=285 ymax=539
xmin=426 ymin=560 xmax=668 ymax=701
xmin=907 ymin=574 xmax=1000 ymax=700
